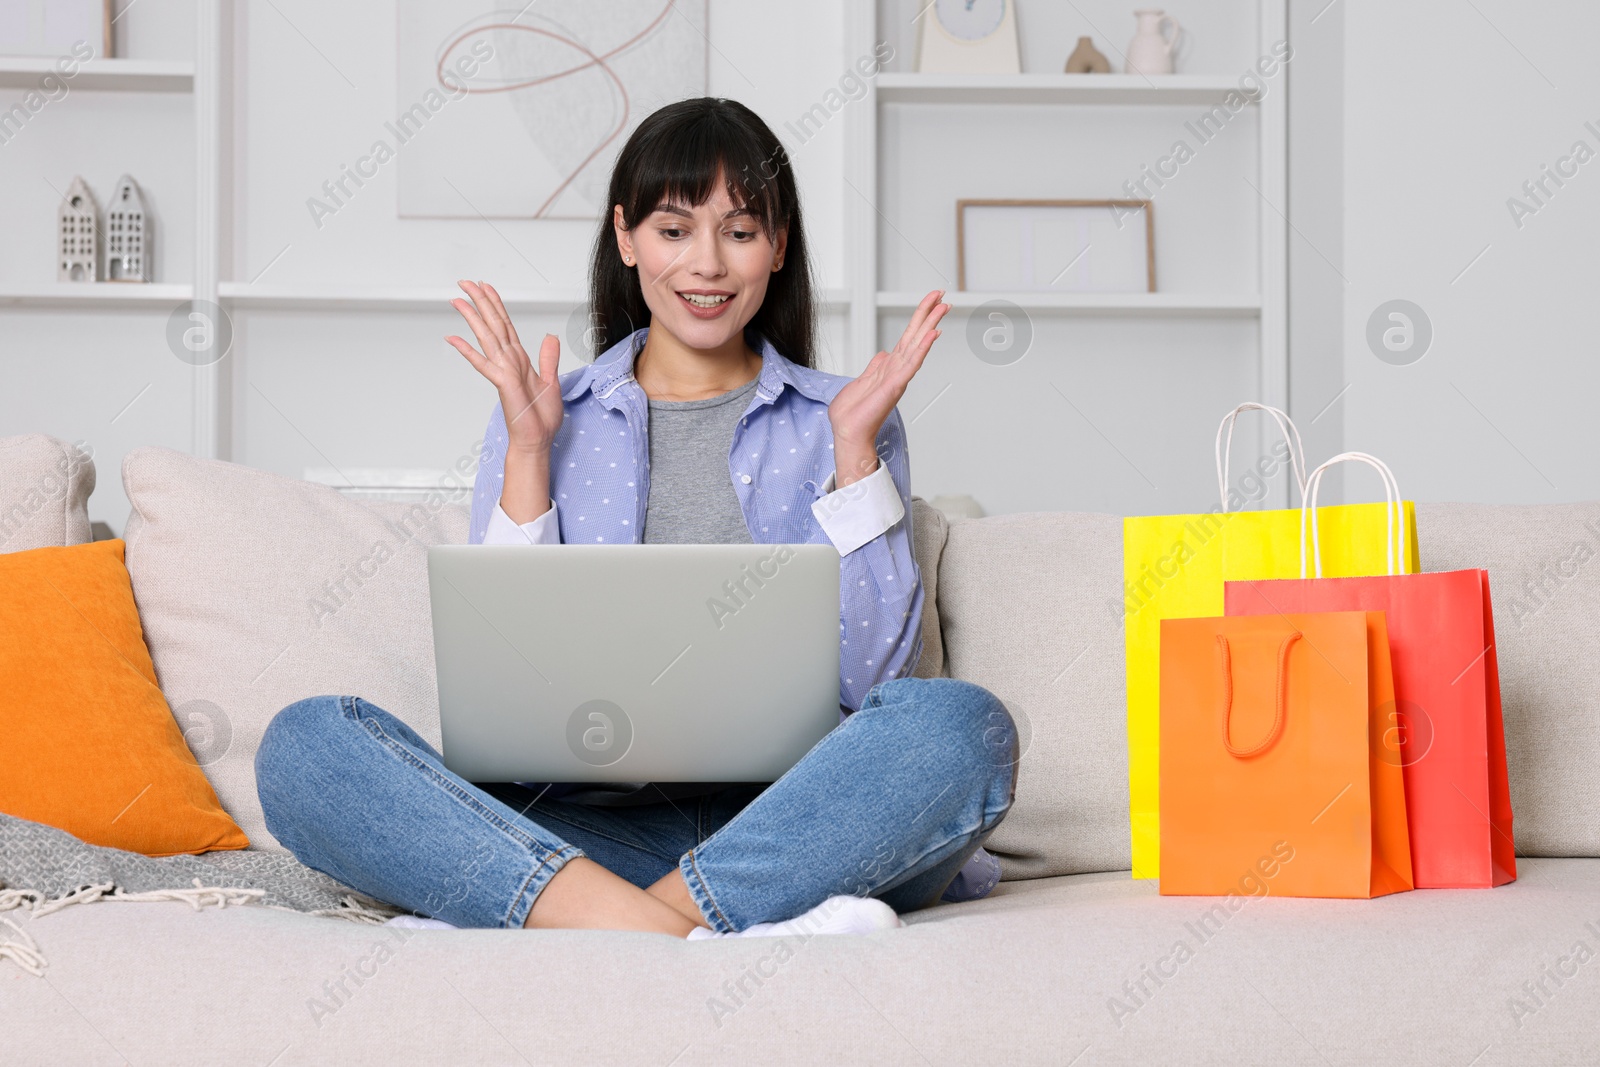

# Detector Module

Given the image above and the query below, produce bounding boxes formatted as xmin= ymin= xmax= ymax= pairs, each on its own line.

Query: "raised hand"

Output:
xmin=828 ymin=289 xmax=948 ymax=485
xmin=445 ymin=280 xmax=564 ymax=456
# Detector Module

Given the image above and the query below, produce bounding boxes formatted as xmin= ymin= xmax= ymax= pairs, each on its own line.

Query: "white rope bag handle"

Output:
xmin=1300 ymin=451 xmax=1407 ymax=579
xmin=1215 ymin=403 xmax=1308 ymax=513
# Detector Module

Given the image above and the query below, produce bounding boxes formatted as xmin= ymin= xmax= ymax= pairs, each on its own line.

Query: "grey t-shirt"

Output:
xmin=641 ymin=376 xmax=758 ymax=545
xmin=556 ymin=375 xmax=761 ymax=807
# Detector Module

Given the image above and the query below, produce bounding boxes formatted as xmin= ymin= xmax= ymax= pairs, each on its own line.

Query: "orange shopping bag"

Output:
xmin=1159 ymin=610 xmax=1414 ymax=898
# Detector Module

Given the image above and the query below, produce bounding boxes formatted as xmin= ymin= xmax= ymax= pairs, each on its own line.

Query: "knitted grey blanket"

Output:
xmin=0 ymin=813 xmax=402 ymax=926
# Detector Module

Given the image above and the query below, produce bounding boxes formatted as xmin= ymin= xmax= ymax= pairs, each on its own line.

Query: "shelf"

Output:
xmin=877 ymin=291 xmax=1261 ymax=316
xmin=0 ymin=57 xmax=194 ymax=92
xmin=218 ymin=283 xmax=854 ymax=312
xmin=219 ymin=283 xmax=588 ymax=313
xmin=875 ymin=73 xmax=1257 ymax=107
xmin=0 ymin=282 xmax=192 ymax=309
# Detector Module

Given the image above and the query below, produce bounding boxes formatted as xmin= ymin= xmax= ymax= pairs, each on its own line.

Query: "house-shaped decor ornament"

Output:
xmin=57 ymin=176 xmax=99 ymax=282
xmin=105 ymin=174 xmax=150 ymax=282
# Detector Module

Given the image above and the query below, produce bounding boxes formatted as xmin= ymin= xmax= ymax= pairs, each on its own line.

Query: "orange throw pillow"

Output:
xmin=0 ymin=539 xmax=248 ymax=855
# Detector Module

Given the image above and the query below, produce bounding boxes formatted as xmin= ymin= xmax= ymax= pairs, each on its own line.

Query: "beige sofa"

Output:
xmin=4 ymin=435 xmax=1598 ymax=1065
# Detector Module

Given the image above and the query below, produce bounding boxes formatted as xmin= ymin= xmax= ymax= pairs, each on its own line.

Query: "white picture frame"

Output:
xmin=957 ymin=198 xmax=1156 ymax=293
xmin=0 ymin=0 xmax=111 ymax=58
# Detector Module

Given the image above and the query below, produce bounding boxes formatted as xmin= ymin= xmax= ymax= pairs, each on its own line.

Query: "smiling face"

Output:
xmin=614 ymin=166 xmax=787 ymax=352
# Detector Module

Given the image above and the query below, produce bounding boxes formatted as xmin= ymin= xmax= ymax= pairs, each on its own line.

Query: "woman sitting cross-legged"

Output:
xmin=255 ymin=97 xmax=1018 ymax=938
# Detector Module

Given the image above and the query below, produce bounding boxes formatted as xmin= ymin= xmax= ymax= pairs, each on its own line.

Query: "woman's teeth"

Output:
xmin=681 ymin=293 xmax=731 ymax=307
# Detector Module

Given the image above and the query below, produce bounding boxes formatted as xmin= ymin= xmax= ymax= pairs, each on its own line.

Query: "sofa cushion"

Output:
xmin=1416 ymin=501 xmax=1600 ymax=857
xmin=937 ymin=510 xmax=1128 ymax=879
xmin=0 ymin=434 xmax=95 ymax=553
xmin=7 ymin=858 xmax=1596 ymax=1062
xmin=122 ymin=449 xmax=468 ymax=852
xmin=908 ymin=497 xmax=947 ymax=679
xmin=0 ymin=540 xmax=248 ymax=855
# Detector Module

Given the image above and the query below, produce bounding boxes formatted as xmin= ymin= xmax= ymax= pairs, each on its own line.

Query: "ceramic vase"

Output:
xmin=1125 ymin=9 xmax=1183 ymax=75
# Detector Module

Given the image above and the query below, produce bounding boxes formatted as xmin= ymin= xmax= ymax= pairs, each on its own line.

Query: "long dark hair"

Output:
xmin=587 ymin=97 xmax=817 ymax=369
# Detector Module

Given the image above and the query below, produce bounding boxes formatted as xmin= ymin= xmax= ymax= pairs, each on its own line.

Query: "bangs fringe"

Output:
xmin=620 ymin=108 xmax=789 ymax=240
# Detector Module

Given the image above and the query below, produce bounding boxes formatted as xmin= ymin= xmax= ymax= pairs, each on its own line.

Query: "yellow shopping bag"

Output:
xmin=1124 ymin=405 xmax=1418 ymax=878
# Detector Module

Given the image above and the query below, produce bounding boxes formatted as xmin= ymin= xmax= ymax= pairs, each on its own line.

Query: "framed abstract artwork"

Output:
xmin=395 ymin=1 xmax=709 ymax=220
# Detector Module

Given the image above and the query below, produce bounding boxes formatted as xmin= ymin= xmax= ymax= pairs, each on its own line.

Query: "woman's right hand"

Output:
xmin=445 ymin=280 xmax=564 ymax=456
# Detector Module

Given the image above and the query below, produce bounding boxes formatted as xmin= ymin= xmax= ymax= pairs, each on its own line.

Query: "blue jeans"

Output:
xmin=255 ymin=677 xmax=1017 ymax=931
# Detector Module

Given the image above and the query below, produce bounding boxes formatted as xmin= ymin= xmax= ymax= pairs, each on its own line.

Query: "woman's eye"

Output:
xmin=730 ymin=230 xmax=756 ymax=240
xmin=659 ymin=227 xmax=685 ymax=239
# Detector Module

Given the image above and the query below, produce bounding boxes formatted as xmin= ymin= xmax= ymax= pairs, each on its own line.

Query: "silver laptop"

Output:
xmin=426 ymin=544 xmax=841 ymax=783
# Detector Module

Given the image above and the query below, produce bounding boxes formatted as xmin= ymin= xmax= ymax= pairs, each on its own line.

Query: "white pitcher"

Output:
xmin=1125 ymin=9 xmax=1183 ymax=75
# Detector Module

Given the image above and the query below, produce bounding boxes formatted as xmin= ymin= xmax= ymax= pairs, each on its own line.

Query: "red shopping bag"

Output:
xmin=1224 ymin=453 xmax=1515 ymax=888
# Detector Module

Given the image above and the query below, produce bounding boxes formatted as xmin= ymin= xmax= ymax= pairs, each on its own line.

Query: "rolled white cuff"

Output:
xmin=810 ymin=461 xmax=904 ymax=555
xmin=483 ymin=501 xmax=561 ymax=545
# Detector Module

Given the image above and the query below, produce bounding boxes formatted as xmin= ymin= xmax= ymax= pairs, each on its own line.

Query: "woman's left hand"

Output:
xmin=828 ymin=289 xmax=948 ymax=486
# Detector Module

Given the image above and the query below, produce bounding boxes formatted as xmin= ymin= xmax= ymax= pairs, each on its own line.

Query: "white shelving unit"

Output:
xmin=876 ymin=290 xmax=1261 ymax=315
xmin=845 ymin=2 xmax=1289 ymax=507
xmin=0 ymin=282 xmax=192 ymax=308
xmin=217 ymin=283 xmax=854 ymax=314
xmin=0 ymin=26 xmax=216 ymax=458
xmin=876 ymin=72 xmax=1260 ymax=107
xmin=217 ymin=283 xmax=591 ymax=314
xmin=0 ymin=56 xmax=193 ymax=92
xmin=0 ymin=50 xmax=198 ymax=310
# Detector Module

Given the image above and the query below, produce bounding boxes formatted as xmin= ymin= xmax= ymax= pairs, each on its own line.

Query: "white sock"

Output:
xmin=382 ymin=895 xmax=904 ymax=937
xmin=384 ymin=914 xmax=457 ymax=930
xmin=684 ymin=894 xmax=903 ymax=940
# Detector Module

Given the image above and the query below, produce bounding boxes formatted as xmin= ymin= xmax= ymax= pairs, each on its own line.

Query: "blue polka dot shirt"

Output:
xmin=469 ymin=325 xmax=925 ymax=715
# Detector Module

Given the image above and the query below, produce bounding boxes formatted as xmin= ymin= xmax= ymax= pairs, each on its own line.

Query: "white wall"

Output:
xmin=1285 ymin=0 xmax=1347 ymax=500
xmin=1326 ymin=0 xmax=1600 ymax=505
